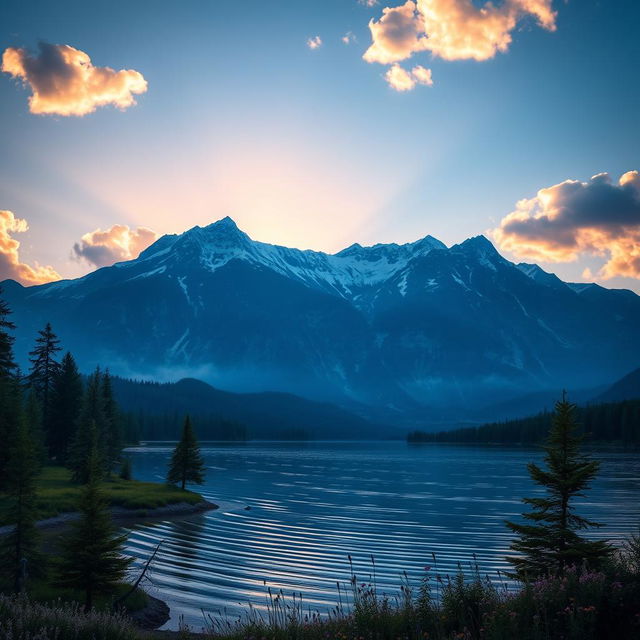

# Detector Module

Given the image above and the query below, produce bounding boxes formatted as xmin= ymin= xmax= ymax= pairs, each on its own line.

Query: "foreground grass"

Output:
xmin=0 ymin=466 xmax=204 ymax=526
xmin=0 ymin=594 xmax=138 ymax=640
xmin=3 ymin=560 xmax=640 ymax=640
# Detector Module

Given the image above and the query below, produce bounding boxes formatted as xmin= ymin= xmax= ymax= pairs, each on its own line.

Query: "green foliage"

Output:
xmin=167 ymin=416 xmax=205 ymax=490
xmin=0 ymin=411 xmax=42 ymax=593
xmin=67 ymin=370 xmax=105 ymax=481
xmin=27 ymin=323 xmax=62 ymax=454
xmin=0 ymin=466 xmax=204 ymax=526
xmin=56 ymin=439 xmax=132 ymax=610
xmin=0 ymin=291 xmax=18 ymax=491
xmin=119 ymin=457 xmax=132 ymax=481
xmin=408 ymin=398 xmax=640 ymax=444
xmin=102 ymin=371 xmax=123 ymax=475
xmin=49 ymin=352 xmax=83 ymax=463
xmin=506 ymin=397 xmax=613 ymax=578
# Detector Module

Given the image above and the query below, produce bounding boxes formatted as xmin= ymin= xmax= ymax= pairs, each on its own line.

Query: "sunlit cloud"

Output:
xmin=359 ymin=0 xmax=379 ymax=6
xmin=363 ymin=0 xmax=556 ymax=77
xmin=384 ymin=63 xmax=433 ymax=91
xmin=492 ymin=171 xmax=640 ymax=280
xmin=307 ymin=36 xmax=323 ymax=50
xmin=363 ymin=2 xmax=428 ymax=64
xmin=73 ymin=224 xmax=159 ymax=268
xmin=1 ymin=42 xmax=147 ymax=116
xmin=0 ymin=210 xmax=60 ymax=285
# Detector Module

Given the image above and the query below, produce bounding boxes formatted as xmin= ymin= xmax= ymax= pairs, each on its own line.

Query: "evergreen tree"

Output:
xmin=0 ymin=292 xmax=19 ymax=489
xmin=0 ymin=289 xmax=17 ymax=379
xmin=56 ymin=429 xmax=131 ymax=610
xmin=28 ymin=322 xmax=61 ymax=453
xmin=67 ymin=369 xmax=107 ymax=482
xmin=24 ymin=390 xmax=46 ymax=469
xmin=102 ymin=370 xmax=122 ymax=475
xmin=506 ymin=394 xmax=613 ymax=578
xmin=49 ymin=352 xmax=83 ymax=463
xmin=0 ymin=409 xmax=42 ymax=592
xmin=167 ymin=416 xmax=205 ymax=490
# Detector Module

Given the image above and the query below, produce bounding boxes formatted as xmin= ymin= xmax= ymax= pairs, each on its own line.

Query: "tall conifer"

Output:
xmin=28 ymin=322 xmax=61 ymax=454
xmin=506 ymin=395 xmax=613 ymax=577
xmin=0 ymin=409 xmax=42 ymax=592
xmin=167 ymin=416 xmax=205 ymax=490
xmin=49 ymin=352 xmax=83 ymax=463
xmin=102 ymin=370 xmax=122 ymax=475
xmin=57 ymin=428 xmax=131 ymax=610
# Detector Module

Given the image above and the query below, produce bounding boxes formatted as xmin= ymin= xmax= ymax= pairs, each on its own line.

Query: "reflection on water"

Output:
xmin=122 ymin=441 xmax=640 ymax=631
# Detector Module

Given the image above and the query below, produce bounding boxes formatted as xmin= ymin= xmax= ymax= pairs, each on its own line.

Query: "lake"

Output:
xmin=122 ymin=441 xmax=640 ymax=631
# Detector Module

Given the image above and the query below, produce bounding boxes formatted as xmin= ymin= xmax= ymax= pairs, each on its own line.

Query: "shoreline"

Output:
xmin=0 ymin=499 xmax=218 ymax=536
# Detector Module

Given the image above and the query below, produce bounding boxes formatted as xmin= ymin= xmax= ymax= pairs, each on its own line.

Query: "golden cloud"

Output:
xmin=364 ymin=2 xmax=428 ymax=64
xmin=492 ymin=171 xmax=640 ymax=280
xmin=385 ymin=63 xmax=433 ymax=91
xmin=0 ymin=210 xmax=60 ymax=286
xmin=307 ymin=36 xmax=323 ymax=50
xmin=73 ymin=224 xmax=159 ymax=268
xmin=1 ymin=42 xmax=147 ymax=116
xmin=364 ymin=0 xmax=556 ymax=66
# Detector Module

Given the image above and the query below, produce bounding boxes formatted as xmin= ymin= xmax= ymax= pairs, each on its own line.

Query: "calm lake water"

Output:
xmin=122 ymin=441 xmax=640 ymax=631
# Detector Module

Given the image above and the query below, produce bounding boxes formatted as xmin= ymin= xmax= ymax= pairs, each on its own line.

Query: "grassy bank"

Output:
xmin=0 ymin=466 xmax=204 ymax=526
xmin=2 ymin=557 xmax=640 ymax=640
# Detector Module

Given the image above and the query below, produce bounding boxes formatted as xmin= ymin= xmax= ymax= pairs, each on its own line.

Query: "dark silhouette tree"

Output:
xmin=0 ymin=409 xmax=42 ymax=592
xmin=506 ymin=394 xmax=613 ymax=578
xmin=167 ymin=416 xmax=205 ymax=490
xmin=0 ymin=291 xmax=19 ymax=489
xmin=56 ymin=428 xmax=131 ymax=611
xmin=28 ymin=322 xmax=61 ymax=453
xmin=102 ymin=370 xmax=122 ymax=475
xmin=0 ymin=290 xmax=16 ymax=379
xmin=67 ymin=369 xmax=107 ymax=482
xmin=49 ymin=352 xmax=83 ymax=463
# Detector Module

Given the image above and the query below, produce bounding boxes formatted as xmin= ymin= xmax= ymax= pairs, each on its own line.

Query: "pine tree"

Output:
xmin=0 ymin=409 xmax=42 ymax=592
xmin=102 ymin=370 xmax=122 ymax=475
xmin=28 ymin=322 xmax=61 ymax=454
xmin=167 ymin=416 xmax=205 ymax=490
xmin=506 ymin=394 xmax=613 ymax=578
xmin=0 ymin=292 xmax=19 ymax=489
xmin=56 ymin=428 xmax=131 ymax=611
xmin=0 ymin=289 xmax=17 ymax=379
xmin=67 ymin=369 xmax=107 ymax=482
xmin=24 ymin=390 xmax=46 ymax=469
xmin=49 ymin=352 xmax=83 ymax=463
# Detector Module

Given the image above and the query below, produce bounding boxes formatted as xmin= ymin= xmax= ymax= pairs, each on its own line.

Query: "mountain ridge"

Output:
xmin=3 ymin=217 xmax=639 ymax=416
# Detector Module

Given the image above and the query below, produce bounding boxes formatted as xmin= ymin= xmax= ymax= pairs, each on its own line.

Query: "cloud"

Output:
xmin=364 ymin=0 xmax=556 ymax=66
xmin=342 ymin=31 xmax=357 ymax=45
xmin=492 ymin=171 xmax=640 ymax=280
xmin=73 ymin=224 xmax=159 ymax=268
xmin=307 ymin=36 xmax=323 ymax=50
xmin=384 ymin=63 xmax=433 ymax=91
xmin=363 ymin=2 xmax=428 ymax=64
xmin=1 ymin=42 xmax=147 ymax=116
xmin=0 ymin=210 xmax=60 ymax=285
xmin=359 ymin=0 xmax=380 ymax=6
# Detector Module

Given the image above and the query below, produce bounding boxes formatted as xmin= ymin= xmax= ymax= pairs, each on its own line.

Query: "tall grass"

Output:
xmin=0 ymin=595 xmax=137 ymax=640
xmin=197 ymin=552 xmax=640 ymax=640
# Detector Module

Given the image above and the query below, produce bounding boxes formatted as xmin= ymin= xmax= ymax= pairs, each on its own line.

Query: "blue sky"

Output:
xmin=0 ymin=0 xmax=639 ymax=290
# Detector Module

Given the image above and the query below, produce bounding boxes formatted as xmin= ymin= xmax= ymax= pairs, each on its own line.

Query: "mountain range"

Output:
xmin=2 ymin=216 xmax=639 ymax=421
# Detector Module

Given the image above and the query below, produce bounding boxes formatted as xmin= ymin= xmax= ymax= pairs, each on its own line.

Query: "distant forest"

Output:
xmin=408 ymin=399 xmax=640 ymax=445
xmin=115 ymin=380 xmax=248 ymax=443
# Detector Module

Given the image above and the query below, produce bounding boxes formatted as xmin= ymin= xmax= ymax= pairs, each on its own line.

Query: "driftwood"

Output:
xmin=112 ymin=540 xmax=165 ymax=610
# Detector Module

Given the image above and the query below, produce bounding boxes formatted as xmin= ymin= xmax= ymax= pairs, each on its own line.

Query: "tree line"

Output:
xmin=407 ymin=398 xmax=640 ymax=444
xmin=0 ymin=288 xmax=206 ymax=609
